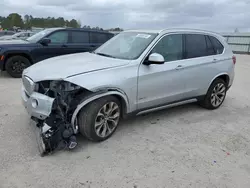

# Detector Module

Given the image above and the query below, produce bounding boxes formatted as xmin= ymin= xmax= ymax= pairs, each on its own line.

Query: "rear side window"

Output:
xmin=71 ymin=31 xmax=89 ymax=43
xmin=209 ymin=36 xmax=224 ymax=54
xmin=185 ymin=34 xmax=207 ymax=58
xmin=90 ymin=32 xmax=109 ymax=43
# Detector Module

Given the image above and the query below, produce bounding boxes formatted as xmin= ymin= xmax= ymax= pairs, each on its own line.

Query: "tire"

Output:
xmin=200 ymin=78 xmax=227 ymax=110
xmin=78 ymin=96 xmax=121 ymax=142
xmin=5 ymin=55 xmax=31 ymax=78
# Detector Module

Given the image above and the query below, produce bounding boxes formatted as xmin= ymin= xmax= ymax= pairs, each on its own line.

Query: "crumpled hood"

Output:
xmin=23 ymin=52 xmax=130 ymax=82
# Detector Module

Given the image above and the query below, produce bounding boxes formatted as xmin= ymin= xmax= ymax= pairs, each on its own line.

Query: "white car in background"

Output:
xmin=0 ymin=31 xmax=35 ymax=40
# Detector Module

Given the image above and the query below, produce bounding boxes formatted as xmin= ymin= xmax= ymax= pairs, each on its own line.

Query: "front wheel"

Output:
xmin=78 ymin=96 xmax=121 ymax=142
xmin=200 ymin=78 xmax=227 ymax=110
xmin=5 ymin=55 xmax=31 ymax=78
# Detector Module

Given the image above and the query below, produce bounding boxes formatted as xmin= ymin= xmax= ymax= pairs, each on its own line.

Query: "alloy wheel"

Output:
xmin=11 ymin=61 xmax=27 ymax=74
xmin=94 ymin=102 xmax=120 ymax=138
xmin=211 ymin=83 xmax=226 ymax=107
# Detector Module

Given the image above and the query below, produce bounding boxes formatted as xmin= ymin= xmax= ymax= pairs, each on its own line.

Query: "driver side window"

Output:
xmin=151 ymin=34 xmax=183 ymax=62
xmin=47 ymin=31 xmax=68 ymax=44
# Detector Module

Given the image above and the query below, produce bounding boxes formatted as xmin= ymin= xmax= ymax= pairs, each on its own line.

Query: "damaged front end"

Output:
xmin=22 ymin=76 xmax=89 ymax=156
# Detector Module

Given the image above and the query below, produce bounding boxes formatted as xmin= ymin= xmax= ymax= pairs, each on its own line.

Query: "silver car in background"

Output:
xmin=0 ymin=31 xmax=35 ymax=40
xmin=21 ymin=28 xmax=235 ymax=155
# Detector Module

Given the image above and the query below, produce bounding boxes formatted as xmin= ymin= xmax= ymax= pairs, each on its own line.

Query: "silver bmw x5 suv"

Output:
xmin=22 ymin=29 xmax=235 ymax=155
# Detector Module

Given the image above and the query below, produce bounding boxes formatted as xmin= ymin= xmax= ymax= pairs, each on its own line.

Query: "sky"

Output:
xmin=1 ymin=0 xmax=250 ymax=32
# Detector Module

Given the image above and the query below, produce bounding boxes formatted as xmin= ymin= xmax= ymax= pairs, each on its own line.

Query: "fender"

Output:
xmin=4 ymin=51 xmax=33 ymax=65
xmin=71 ymin=89 xmax=130 ymax=132
xmin=206 ymin=72 xmax=230 ymax=92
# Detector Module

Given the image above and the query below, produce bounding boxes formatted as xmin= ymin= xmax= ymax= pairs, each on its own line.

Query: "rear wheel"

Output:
xmin=5 ymin=55 xmax=31 ymax=78
xmin=78 ymin=96 xmax=121 ymax=142
xmin=200 ymin=78 xmax=227 ymax=110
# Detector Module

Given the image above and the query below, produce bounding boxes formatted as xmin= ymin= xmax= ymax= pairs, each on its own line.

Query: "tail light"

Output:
xmin=232 ymin=55 xmax=236 ymax=64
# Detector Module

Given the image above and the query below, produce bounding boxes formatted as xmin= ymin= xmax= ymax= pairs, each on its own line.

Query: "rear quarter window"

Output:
xmin=209 ymin=36 xmax=224 ymax=54
xmin=205 ymin=35 xmax=216 ymax=56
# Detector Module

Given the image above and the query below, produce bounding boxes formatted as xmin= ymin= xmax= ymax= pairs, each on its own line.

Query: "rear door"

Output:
xmin=180 ymin=33 xmax=218 ymax=98
xmin=67 ymin=30 xmax=93 ymax=54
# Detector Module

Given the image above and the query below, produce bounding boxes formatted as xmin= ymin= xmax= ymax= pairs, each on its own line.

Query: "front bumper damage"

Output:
xmin=22 ymin=80 xmax=79 ymax=156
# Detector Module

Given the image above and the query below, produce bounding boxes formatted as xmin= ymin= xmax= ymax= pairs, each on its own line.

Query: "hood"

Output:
xmin=0 ymin=39 xmax=29 ymax=44
xmin=23 ymin=52 xmax=130 ymax=82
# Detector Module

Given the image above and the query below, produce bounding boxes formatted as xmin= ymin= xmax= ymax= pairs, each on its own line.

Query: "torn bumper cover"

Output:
xmin=21 ymin=83 xmax=78 ymax=156
xmin=22 ymin=85 xmax=54 ymax=119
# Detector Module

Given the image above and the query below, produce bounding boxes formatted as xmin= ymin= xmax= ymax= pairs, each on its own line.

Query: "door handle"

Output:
xmin=175 ymin=65 xmax=184 ymax=70
xmin=62 ymin=44 xmax=68 ymax=47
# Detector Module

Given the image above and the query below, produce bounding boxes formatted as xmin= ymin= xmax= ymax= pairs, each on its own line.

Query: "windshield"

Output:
xmin=26 ymin=29 xmax=51 ymax=43
xmin=94 ymin=32 xmax=158 ymax=60
xmin=12 ymin=33 xmax=21 ymax=37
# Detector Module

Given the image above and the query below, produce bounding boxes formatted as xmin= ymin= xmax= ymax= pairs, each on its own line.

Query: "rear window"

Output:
xmin=90 ymin=32 xmax=110 ymax=43
xmin=71 ymin=31 xmax=89 ymax=43
xmin=209 ymin=36 xmax=224 ymax=54
xmin=185 ymin=34 xmax=207 ymax=58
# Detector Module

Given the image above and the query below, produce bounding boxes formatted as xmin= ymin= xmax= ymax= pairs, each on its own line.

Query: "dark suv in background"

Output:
xmin=0 ymin=28 xmax=114 ymax=77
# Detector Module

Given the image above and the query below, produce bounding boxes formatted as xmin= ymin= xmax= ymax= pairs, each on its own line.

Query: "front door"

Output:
xmin=137 ymin=34 xmax=187 ymax=110
xmin=32 ymin=30 xmax=70 ymax=63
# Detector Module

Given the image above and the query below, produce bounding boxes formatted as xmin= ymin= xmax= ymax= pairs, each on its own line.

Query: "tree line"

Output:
xmin=0 ymin=13 xmax=124 ymax=31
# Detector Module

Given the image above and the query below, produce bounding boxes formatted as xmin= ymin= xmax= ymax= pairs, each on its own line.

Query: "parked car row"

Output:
xmin=21 ymin=28 xmax=235 ymax=155
xmin=0 ymin=30 xmax=16 ymax=37
xmin=0 ymin=31 xmax=35 ymax=40
xmin=0 ymin=28 xmax=114 ymax=77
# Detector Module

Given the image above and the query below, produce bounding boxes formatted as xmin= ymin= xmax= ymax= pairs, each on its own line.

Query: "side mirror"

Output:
xmin=144 ymin=53 xmax=165 ymax=65
xmin=40 ymin=38 xmax=51 ymax=45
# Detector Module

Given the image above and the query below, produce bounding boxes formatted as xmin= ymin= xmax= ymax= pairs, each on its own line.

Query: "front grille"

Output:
xmin=22 ymin=76 xmax=35 ymax=95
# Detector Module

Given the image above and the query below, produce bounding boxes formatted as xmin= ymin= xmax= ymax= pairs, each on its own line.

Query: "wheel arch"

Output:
xmin=207 ymin=73 xmax=230 ymax=91
xmin=71 ymin=88 xmax=130 ymax=128
xmin=3 ymin=52 xmax=33 ymax=70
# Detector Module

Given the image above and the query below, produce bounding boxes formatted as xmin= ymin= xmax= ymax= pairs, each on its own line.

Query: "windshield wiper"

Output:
xmin=95 ymin=52 xmax=116 ymax=58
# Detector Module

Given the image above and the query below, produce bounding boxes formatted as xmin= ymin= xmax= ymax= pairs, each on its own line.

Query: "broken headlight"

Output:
xmin=49 ymin=81 xmax=81 ymax=92
xmin=37 ymin=80 xmax=81 ymax=96
xmin=22 ymin=75 xmax=36 ymax=95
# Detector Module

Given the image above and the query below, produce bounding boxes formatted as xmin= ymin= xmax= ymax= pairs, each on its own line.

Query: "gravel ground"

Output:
xmin=0 ymin=55 xmax=250 ymax=188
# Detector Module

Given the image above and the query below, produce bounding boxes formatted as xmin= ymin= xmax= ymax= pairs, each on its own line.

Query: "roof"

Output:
xmin=123 ymin=28 xmax=222 ymax=36
xmin=123 ymin=29 xmax=161 ymax=34
xmin=46 ymin=27 xmax=113 ymax=34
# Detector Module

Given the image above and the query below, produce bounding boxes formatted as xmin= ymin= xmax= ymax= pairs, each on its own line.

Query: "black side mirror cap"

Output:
xmin=40 ymin=38 xmax=51 ymax=45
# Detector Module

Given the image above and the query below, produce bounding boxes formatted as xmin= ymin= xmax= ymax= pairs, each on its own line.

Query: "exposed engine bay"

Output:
xmin=32 ymin=80 xmax=89 ymax=156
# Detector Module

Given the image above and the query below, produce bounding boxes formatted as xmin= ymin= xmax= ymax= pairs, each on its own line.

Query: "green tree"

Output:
xmin=23 ymin=14 xmax=32 ymax=29
xmin=68 ymin=19 xmax=78 ymax=28
xmin=6 ymin=13 xmax=24 ymax=28
xmin=0 ymin=13 xmax=122 ymax=30
xmin=77 ymin=19 xmax=81 ymax=28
